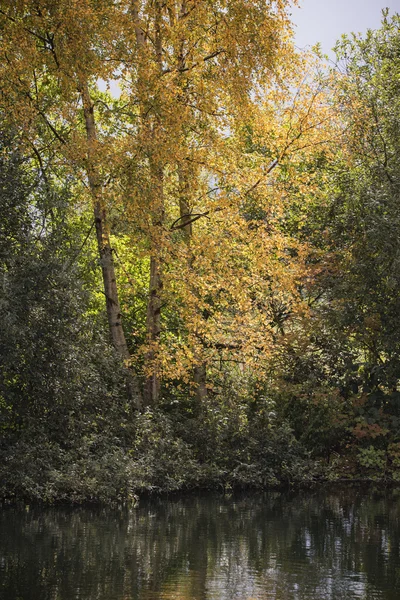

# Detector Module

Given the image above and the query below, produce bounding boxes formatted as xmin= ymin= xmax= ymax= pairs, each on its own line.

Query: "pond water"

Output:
xmin=1 ymin=488 xmax=400 ymax=600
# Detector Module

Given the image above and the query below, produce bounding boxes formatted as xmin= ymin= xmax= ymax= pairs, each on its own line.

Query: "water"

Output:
xmin=1 ymin=488 xmax=400 ymax=600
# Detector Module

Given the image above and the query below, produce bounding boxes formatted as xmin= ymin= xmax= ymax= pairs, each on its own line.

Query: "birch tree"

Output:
xmin=0 ymin=0 xmax=143 ymax=406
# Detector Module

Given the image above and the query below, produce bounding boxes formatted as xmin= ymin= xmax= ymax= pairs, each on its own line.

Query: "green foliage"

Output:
xmin=128 ymin=409 xmax=202 ymax=492
xmin=357 ymin=446 xmax=386 ymax=473
xmin=272 ymin=13 xmax=400 ymax=482
xmin=0 ymin=132 xmax=134 ymax=502
xmin=324 ymin=13 xmax=400 ymax=391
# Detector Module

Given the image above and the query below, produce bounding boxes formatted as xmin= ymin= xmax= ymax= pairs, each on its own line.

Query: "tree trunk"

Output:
xmin=80 ymin=78 xmax=142 ymax=409
xmin=144 ymin=160 xmax=164 ymax=405
xmin=144 ymin=254 xmax=162 ymax=404
xmin=135 ymin=0 xmax=165 ymax=406
xmin=178 ymin=164 xmax=208 ymax=404
xmin=194 ymin=363 xmax=208 ymax=404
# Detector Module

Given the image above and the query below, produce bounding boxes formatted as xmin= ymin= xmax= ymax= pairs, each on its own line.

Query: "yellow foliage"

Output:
xmin=0 ymin=0 xmax=342 ymax=393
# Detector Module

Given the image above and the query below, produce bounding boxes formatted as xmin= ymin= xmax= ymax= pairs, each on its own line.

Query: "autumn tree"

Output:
xmin=0 ymin=0 xmax=339 ymax=410
xmin=0 ymin=0 xmax=305 ymax=406
xmin=118 ymin=0 xmax=307 ymax=404
xmin=0 ymin=0 xmax=143 ymax=406
xmin=121 ymin=44 xmax=341 ymax=406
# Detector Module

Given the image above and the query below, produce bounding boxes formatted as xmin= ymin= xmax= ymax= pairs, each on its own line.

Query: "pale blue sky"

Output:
xmin=292 ymin=0 xmax=400 ymax=55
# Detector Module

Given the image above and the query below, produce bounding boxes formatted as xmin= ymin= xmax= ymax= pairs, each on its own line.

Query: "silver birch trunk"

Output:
xmin=133 ymin=0 xmax=164 ymax=405
xmin=80 ymin=79 xmax=142 ymax=409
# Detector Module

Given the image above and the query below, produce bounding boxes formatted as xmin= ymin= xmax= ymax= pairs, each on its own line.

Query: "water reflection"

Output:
xmin=1 ymin=488 xmax=400 ymax=600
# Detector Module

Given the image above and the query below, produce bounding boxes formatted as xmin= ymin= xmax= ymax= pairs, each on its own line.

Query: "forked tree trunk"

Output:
xmin=80 ymin=79 xmax=142 ymax=409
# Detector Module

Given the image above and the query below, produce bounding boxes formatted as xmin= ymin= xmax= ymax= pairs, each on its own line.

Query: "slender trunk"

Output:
xmin=175 ymin=9 xmax=208 ymax=403
xmin=144 ymin=161 xmax=164 ymax=405
xmin=135 ymin=0 xmax=165 ymax=405
xmin=194 ymin=363 xmax=208 ymax=404
xmin=80 ymin=78 xmax=142 ymax=409
xmin=178 ymin=165 xmax=208 ymax=404
xmin=144 ymin=254 xmax=162 ymax=404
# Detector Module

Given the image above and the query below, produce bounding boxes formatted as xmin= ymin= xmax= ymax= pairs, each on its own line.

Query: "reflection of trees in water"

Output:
xmin=1 ymin=489 xmax=399 ymax=600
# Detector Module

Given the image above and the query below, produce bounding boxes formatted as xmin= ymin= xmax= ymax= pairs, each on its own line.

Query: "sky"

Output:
xmin=292 ymin=0 xmax=400 ymax=56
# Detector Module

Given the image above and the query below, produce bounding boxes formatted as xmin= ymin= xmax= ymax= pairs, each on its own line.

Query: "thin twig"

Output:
xmin=63 ymin=220 xmax=95 ymax=271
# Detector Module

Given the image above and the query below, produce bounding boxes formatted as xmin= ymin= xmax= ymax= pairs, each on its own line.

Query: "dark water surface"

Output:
xmin=1 ymin=488 xmax=400 ymax=600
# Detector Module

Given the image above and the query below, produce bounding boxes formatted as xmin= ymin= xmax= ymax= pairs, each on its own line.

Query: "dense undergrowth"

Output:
xmin=2 ymin=380 xmax=400 ymax=504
